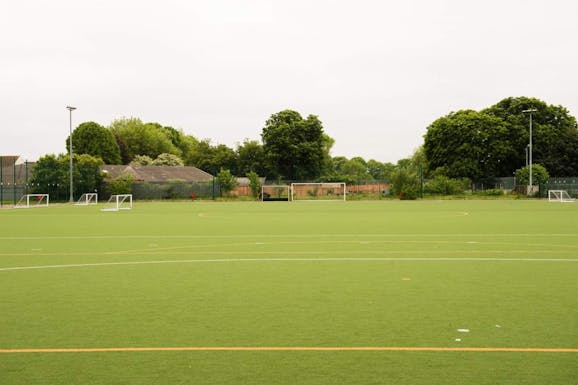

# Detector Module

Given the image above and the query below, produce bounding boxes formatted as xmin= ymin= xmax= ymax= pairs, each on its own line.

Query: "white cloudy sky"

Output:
xmin=1 ymin=0 xmax=577 ymax=163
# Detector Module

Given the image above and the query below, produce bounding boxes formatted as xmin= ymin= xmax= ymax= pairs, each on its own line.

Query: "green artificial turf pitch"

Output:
xmin=0 ymin=200 xmax=577 ymax=384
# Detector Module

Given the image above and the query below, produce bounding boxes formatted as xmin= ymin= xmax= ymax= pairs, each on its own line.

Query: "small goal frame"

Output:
xmin=101 ymin=194 xmax=133 ymax=211
xmin=290 ymin=183 xmax=347 ymax=202
xmin=548 ymin=190 xmax=576 ymax=203
xmin=75 ymin=193 xmax=98 ymax=205
xmin=14 ymin=194 xmax=50 ymax=208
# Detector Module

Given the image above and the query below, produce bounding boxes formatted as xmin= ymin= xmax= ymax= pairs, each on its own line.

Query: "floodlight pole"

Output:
xmin=66 ymin=106 xmax=76 ymax=203
xmin=522 ymin=108 xmax=537 ymax=194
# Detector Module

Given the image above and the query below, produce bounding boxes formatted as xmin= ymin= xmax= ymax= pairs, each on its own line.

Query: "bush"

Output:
xmin=216 ymin=168 xmax=238 ymax=196
xmin=515 ymin=164 xmax=549 ymax=186
xmin=109 ymin=172 xmax=134 ymax=195
xmin=481 ymin=189 xmax=504 ymax=196
xmin=390 ymin=168 xmax=419 ymax=200
xmin=246 ymin=171 xmax=261 ymax=199
xmin=424 ymin=176 xmax=470 ymax=195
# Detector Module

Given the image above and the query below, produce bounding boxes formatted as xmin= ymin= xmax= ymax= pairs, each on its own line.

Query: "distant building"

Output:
xmin=100 ymin=165 xmax=213 ymax=182
xmin=1 ymin=156 xmax=36 ymax=203
xmin=100 ymin=164 xmax=215 ymax=199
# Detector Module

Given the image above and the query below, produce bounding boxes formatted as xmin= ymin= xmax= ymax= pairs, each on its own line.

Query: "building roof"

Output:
xmin=101 ymin=165 xmax=213 ymax=182
xmin=0 ymin=156 xmax=23 ymax=167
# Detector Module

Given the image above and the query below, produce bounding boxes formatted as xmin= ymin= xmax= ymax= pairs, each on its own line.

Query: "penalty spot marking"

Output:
xmin=1 ymin=347 xmax=577 ymax=354
xmin=1 ymin=257 xmax=578 ymax=272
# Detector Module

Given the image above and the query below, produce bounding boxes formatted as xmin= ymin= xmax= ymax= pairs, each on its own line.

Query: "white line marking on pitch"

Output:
xmin=0 ymin=233 xmax=576 ymax=240
xmin=1 ymin=257 xmax=577 ymax=272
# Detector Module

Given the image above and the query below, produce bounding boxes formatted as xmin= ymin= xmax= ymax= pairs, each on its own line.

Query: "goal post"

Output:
xmin=75 ymin=193 xmax=98 ymax=205
xmin=101 ymin=194 xmax=133 ymax=211
xmin=14 ymin=194 xmax=49 ymax=208
xmin=548 ymin=190 xmax=576 ymax=203
xmin=290 ymin=183 xmax=347 ymax=201
xmin=261 ymin=185 xmax=290 ymax=201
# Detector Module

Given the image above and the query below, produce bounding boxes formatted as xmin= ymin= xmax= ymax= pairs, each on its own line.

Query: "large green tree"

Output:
xmin=424 ymin=110 xmax=512 ymax=180
xmin=187 ymin=139 xmax=238 ymax=175
xmin=29 ymin=154 xmax=64 ymax=198
xmin=30 ymin=153 xmax=103 ymax=200
xmin=236 ymin=139 xmax=268 ymax=176
xmin=261 ymin=110 xmax=327 ymax=180
xmin=109 ymin=118 xmax=180 ymax=163
xmin=366 ymin=159 xmax=395 ymax=180
xmin=66 ymin=121 xmax=121 ymax=164
xmin=483 ymin=97 xmax=578 ymax=176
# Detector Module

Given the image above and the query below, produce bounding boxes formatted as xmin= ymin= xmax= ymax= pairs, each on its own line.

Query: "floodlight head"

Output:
xmin=522 ymin=108 xmax=537 ymax=113
xmin=66 ymin=106 xmax=76 ymax=111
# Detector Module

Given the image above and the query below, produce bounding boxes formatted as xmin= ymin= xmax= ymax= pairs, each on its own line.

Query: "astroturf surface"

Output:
xmin=0 ymin=200 xmax=577 ymax=384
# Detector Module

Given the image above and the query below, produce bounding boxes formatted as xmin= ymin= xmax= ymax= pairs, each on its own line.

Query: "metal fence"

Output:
xmin=471 ymin=177 xmax=516 ymax=191
xmin=546 ymin=177 xmax=578 ymax=198
xmin=128 ymin=181 xmax=220 ymax=200
xmin=1 ymin=163 xmax=29 ymax=206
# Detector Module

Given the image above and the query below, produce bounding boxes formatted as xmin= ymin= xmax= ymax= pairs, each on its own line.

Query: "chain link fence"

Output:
xmin=127 ymin=181 xmax=220 ymax=200
xmin=545 ymin=177 xmax=578 ymax=198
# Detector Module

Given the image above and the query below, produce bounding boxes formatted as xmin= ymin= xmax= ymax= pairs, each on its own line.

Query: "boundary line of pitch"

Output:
xmin=1 ymin=347 xmax=576 ymax=353
xmin=1 ymin=257 xmax=577 ymax=272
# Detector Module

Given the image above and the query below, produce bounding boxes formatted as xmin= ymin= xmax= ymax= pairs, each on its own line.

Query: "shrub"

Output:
xmin=109 ymin=172 xmax=134 ymax=195
xmin=390 ymin=168 xmax=419 ymax=200
xmin=482 ymin=189 xmax=504 ymax=196
xmin=216 ymin=168 xmax=238 ymax=196
xmin=246 ymin=171 xmax=261 ymax=199
xmin=515 ymin=164 xmax=549 ymax=186
xmin=424 ymin=176 xmax=470 ymax=195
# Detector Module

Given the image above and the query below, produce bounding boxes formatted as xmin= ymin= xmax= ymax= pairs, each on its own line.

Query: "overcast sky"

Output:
xmin=2 ymin=0 xmax=577 ymax=163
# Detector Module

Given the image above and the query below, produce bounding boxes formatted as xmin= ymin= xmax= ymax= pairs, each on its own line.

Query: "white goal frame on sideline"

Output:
xmin=548 ymin=190 xmax=576 ymax=203
xmin=290 ymin=183 xmax=347 ymax=202
xmin=75 ymin=193 xmax=98 ymax=205
xmin=101 ymin=194 xmax=133 ymax=211
xmin=14 ymin=194 xmax=49 ymax=208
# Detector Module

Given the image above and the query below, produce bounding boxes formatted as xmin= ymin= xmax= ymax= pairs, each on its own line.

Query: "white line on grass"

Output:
xmin=1 ymin=257 xmax=577 ymax=272
xmin=0 ymin=233 xmax=576 ymax=240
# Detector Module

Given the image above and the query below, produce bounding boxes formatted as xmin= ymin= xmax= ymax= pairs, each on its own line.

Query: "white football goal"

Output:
xmin=14 ymin=194 xmax=49 ymax=208
xmin=101 ymin=194 xmax=133 ymax=211
xmin=75 ymin=193 xmax=98 ymax=205
xmin=290 ymin=183 xmax=347 ymax=201
xmin=261 ymin=185 xmax=291 ymax=201
xmin=548 ymin=190 xmax=576 ymax=203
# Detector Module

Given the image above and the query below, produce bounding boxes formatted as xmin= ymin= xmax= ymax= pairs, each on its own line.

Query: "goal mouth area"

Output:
xmin=14 ymin=194 xmax=50 ymax=208
xmin=548 ymin=190 xmax=576 ymax=203
xmin=101 ymin=194 xmax=133 ymax=212
xmin=75 ymin=193 xmax=98 ymax=205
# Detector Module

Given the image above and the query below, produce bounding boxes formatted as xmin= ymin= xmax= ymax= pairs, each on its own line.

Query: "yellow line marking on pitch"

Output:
xmin=0 ymin=347 xmax=576 ymax=353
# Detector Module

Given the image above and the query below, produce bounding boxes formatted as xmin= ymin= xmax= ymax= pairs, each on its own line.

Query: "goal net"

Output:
xmin=14 ymin=194 xmax=49 ymax=208
xmin=75 ymin=193 xmax=98 ymax=205
xmin=548 ymin=190 xmax=576 ymax=203
xmin=261 ymin=185 xmax=290 ymax=201
xmin=290 ymin=183 xmax=347 ymax=201
xmin=101 ymin=194 xmax=133 ymax=211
